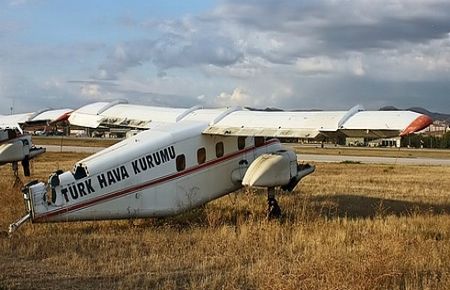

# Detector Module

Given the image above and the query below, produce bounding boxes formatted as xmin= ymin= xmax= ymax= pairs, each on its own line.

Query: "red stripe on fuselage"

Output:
xmin=34 ymin=139 xmax=280 ymax=221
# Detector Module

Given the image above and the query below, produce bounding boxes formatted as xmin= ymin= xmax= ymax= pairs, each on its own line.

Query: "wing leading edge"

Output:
xmin=0 ymin=108 xmax=73 ymax=128
xmin=203 ymin=106 xmax=433 ymax=139
xmin=68 ymin=101 xmax=432 ymax=139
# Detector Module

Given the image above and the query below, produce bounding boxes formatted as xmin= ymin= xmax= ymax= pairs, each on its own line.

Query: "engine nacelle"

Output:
xmin=0 ymin=142 xmax=27 ymax=164
xmin=242 ymin=150 xmax=298 ymax=187
xmin=22 ymin=181 xmax=49 ymax=219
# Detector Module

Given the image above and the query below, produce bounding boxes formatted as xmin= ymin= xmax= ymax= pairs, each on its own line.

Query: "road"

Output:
xmin=298 ymin=154 xmax=450 ymax=166
xmin=42 ymin=145 xmax=450 ymax=166
xmin=42 ymin=145 xmax=105 ymax=154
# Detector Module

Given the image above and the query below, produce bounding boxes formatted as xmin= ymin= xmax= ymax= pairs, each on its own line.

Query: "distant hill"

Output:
xmin=245 ymin=107 xmax=284 ymax=112
xmin=380 ymin=106 xmax=450 ymax=122
xmin=246 ymin=107 xmax=326 ymax=112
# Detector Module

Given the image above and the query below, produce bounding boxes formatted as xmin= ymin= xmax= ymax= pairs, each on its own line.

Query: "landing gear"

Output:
xmin=22 ymin=157 xmax=30 ymax=177
xmin=267 ymin=187 xmax=281 ymax=219
xmin=12 ymin=162 xmax=22 ymax=188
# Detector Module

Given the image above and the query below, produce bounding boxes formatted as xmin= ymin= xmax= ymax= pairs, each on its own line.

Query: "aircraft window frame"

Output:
xmin=176 ymin=154 xmax=186 ymax=172
xmin=216 ymin=142 xmax=224 ymax=158
xmin=74 ymin=165 xmax=88 ymax=180
xmin=197 ymin=147 xmax=206 ymax=164
xmin=237 ymin=137 xmax=246 ymax=150
xmin=255 ymin=137 xmax=265 ymax=147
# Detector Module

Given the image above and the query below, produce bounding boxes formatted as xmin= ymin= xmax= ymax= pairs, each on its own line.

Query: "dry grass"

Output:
xmin=1 ymin=153 xmax=450 ymax=289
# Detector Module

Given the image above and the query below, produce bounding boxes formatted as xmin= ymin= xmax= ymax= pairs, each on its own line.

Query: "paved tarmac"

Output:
xmin=42 ymin=145 xmax=450 ymax=166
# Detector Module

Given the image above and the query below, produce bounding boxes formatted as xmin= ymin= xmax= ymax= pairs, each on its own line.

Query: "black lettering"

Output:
xmin=146 ymin=155 xmax=154 ymax=168
xmin=85 ymin=179 xmax=95 ymax=194
xmin=77 ymin=182 xmax=87 ymax=197
xmin=120 ymin=166 xmax=129 ymax=179
xmin=61 ymin=188 xmax=69 ymax=202
xmin=69 ymin=185 xmax=78 ymax=200
xmin=138 ymin=158 xmax=148 ymax=171
xmin=112 ymin=168 xmax=122 ymax=182
xmin=107 ymin=171 xmax=116 ymax=185
xmin=132 ymin=160 xmax=141 ymax=174
xmin=168 ymin=146 xmax=176 ymax=159
xmin=160 ymin=148 xmax=170 ymax=163
xmin=97 ymin=173 xmax=107 ymax=189
xmin=153 ymin=152 xmax=161 ymax=165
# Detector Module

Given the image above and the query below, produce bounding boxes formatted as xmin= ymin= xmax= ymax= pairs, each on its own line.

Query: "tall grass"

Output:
xmin=0 ymin=153 xmax=449 ymax=289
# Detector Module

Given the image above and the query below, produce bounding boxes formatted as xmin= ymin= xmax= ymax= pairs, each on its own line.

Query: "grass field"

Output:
xmin=1 ymin=152 xmax=450 ymax=289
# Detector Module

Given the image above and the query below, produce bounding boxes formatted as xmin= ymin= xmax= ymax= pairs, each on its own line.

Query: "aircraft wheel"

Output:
xmin=267 ymin=197 xmax=282 ymax=219
xmin=267 ymin=187 xmax=282 ymax=219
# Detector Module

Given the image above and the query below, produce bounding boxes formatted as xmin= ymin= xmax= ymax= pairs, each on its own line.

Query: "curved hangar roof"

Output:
xmin=69 ymin=101 xmax=432 ymax=139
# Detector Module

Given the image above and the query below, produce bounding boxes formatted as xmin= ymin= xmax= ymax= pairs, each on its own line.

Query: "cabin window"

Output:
xmin=197 ymin=147 xmax=206 ymax=164
xmin=176 ymin=154 xmax=186 ymax=172
xmin=255 ymin=137 xmax=265 ymax=147
xmin=216 ymin=142 xmax=224 ymax=158
xmin=238 ymin=137 xmax=246 ymax=150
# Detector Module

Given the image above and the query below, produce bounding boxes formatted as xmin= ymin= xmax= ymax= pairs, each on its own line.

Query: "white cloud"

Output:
xmin=80 ymin=84 xmax=102 ymax=98
xmin=215 ymin=88 xmax=257 ymax=107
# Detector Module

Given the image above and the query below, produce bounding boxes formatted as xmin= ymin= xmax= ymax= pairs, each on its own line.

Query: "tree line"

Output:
xmin=401 ymin=132 xmax=450 ymax=149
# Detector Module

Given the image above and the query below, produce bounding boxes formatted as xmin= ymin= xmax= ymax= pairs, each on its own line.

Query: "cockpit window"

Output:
xmin=74 ymin=165 xmax=88 ymax=180
xmin=7 ymin=129 xmax=17 ymax=139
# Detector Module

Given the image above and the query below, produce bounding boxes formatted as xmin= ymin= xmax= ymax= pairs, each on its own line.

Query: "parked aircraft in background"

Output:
xmin=0 ymin=109 xmax=72 ymax=177
xmin=10 ymin=101 xmax=432 ymax=232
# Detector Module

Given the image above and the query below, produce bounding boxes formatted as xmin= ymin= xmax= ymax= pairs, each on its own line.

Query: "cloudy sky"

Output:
xmin=1 ymin=0 xmax=449 ymax=114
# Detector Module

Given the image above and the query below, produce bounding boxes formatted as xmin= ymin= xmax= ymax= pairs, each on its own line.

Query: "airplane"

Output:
xmin=9 ymin=101 xmax=432 ymax=233
xmin=0 ymin=108 xmax=72 ymax=178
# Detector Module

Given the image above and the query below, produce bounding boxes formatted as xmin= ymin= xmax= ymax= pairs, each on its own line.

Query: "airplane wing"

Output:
xmin=203 ymin=108 xmax=433 ymax=138
xmin=67 ymin=100 xmax=194 ymax=128
xmin=68 ymin=101 xmax=432 ymax=138
xmin=28 ymin=108 xmax=73 ymax=124
xmin=0 ymin=108 xmax=73 ymax=128
xmin=0 ymin=113 xmax=32 ymax=127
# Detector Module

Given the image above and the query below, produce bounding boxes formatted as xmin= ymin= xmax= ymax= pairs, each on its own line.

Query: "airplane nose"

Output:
xmin=400 ymin=114 xmax=433 ymax=136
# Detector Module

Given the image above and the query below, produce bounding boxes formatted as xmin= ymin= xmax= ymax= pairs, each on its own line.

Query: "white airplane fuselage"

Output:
xmin=0 ymin=129 xmax=46 ymax=176
xmin=26 ymin=121 xmax=292 ymax=223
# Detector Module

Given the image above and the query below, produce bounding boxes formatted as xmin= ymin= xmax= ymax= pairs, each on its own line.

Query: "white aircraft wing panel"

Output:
xmin=67 ymin=101 xmax=432 ymax=138
xmin=203 ymin=110 xmax=432 ymax=138
xmin=342 ymin=111 xmax=419 ymax=130
xmin=202 ymin=111 xmax=346 ymax=138
xmin=30 ymin=109 xmax=73 ymax=123
xmin=340 ymin=110 xmax=433 ymax=137
xmin=69 ymin=102 xmax=186 ymax=128
xmin=0 ymin=113 xmax=32 ymax=126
